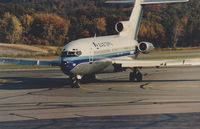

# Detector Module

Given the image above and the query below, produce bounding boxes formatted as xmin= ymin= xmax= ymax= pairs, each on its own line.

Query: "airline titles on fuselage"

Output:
xmin=92 ymin=41 xmax=134 ymax=55
xmin=93 ymin=42 xmax=113 ymax=49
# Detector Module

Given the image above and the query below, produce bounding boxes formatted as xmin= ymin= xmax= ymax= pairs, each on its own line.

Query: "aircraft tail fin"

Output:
xmin=106 ymin=0 xmax=189 ymax=40
xmin=142 ymin=0 xmax=189 ymax=4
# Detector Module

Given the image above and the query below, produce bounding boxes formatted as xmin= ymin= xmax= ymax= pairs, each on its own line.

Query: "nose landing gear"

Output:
xmin=69 ymin=74 xmax=96 ymax=88
xmin=69 ymin=75 xmax=80 ymax=88
xmin=129 ymin=67 xmax=143 ymax=82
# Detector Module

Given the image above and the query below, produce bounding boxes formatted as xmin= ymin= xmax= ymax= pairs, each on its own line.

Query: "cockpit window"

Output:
xmin=61 ymin=50 xmax=82 ymax=57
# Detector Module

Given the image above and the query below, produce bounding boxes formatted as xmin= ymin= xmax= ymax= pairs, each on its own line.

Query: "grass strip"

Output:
xmin=138 ymin=55 xmax=200 ymax=60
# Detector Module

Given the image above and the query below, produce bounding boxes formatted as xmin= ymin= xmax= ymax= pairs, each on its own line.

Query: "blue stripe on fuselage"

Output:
xmin=61 ymin=49 xmax=136 ymax=70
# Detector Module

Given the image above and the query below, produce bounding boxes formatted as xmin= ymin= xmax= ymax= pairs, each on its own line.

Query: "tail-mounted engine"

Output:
xmin=138 ymin=42 xmax=154 ymax=54
xmin=115 ymin=21 xmax=130 ymax=33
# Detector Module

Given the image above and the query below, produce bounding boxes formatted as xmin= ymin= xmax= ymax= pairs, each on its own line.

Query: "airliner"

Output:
xmin=60 ymin=0 xmax=189 ymax=88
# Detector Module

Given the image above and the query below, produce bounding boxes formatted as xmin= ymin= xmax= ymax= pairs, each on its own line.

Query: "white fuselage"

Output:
xmin=60 ymin=0 xmax=143 ymax=76
xmin=60 ymin=35 xmax=138 ymax=76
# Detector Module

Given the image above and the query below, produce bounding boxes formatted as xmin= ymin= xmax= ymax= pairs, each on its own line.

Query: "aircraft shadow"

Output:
xmin=1 ymin=77 xmax=200 ymax=90
xmin=93 ymin=79 xmax=200 ymax=83
xmin=0 ymin=77 xmax=71 ymax=90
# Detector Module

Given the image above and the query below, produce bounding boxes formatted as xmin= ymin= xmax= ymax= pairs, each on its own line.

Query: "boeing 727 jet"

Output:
xmin=60 ymin=0 xmax=190 ymax=88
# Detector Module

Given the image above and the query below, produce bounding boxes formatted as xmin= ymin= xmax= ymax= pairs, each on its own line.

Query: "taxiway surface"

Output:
xmin=0 ymin=67 xmax=200 ymax=129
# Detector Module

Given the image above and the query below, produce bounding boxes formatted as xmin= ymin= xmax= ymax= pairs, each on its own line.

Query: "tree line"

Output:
xmin=0 ymin=0 xmax=199 ymax=48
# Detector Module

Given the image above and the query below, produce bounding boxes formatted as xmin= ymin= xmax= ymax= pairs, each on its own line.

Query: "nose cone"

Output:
xmin=60 ymin=61 xmax=71 ymax=75
xmin=60 ymin=58 xmax=76 ymax=75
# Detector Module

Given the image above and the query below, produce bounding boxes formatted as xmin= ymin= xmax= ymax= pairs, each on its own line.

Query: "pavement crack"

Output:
xmin=108 ymin=87 xmax=112 ymax=91
xmin=26 ymin=88 xmax=54 ymax=95
xmin=36 ymin=102 xmax=42 ymax=106
xmin=140 ymin=83 xmax=150 ymax=89
xmin=0 ymin=89 xmax=52 ymax=100
xmin=9 ymin=113 xmax=39 ymax=120
xmin=74 ymin=114 xmax=88 ymax=117
xmin=128 ymin=98 xmax=148 ymax=104
xmin=0 ymin=94 xmax=26 ymax=100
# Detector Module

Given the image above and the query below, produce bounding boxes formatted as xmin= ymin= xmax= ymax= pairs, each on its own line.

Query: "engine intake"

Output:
xmin=115 ymin=21 xmax=129 ymax=33
xmin=138 ymin=42 xmax=154 ymax=54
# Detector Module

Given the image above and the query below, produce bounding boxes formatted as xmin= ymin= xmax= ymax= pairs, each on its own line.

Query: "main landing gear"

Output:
xmin=129 ymin=67 xmax=143 ymax=82
xmin=69 ymin=74 xmax=96 ymax=88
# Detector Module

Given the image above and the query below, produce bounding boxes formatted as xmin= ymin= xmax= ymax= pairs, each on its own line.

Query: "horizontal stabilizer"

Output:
xmin=105 ymin=0 xmax=135 ymax=4
xmin=105 ymin=0 xmax=189 ymax=4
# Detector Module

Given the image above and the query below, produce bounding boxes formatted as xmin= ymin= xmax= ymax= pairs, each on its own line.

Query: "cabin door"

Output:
xmin=89 ymin=48 xmax=94 ymax=63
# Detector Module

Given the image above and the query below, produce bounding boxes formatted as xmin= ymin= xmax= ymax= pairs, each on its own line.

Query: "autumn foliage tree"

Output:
xmin=30 ymin=13 xmax=70 ymax=45
xmin=0 ymin=0 xmax=199 ymax=48
xmin=92 ymin=17 xmax=106 ymax=36
xmin=20 ymin=14 xmax=34 ymax=44
xmin=138 ymin=11 xmax=167 ymax=47
xmin=0 ymin=12 xmax=22 ymax=44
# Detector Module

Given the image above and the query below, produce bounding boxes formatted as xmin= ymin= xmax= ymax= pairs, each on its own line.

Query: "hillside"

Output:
xmin=1 ymin=43 xmax=200 ymax=60
xmin=0 ymin=43 xmax=61 ymax=58
xmin=0 ymin=0 xmax=199 ymax=48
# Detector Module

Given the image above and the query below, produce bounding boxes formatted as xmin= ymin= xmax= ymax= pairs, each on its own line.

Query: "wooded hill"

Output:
xmin=0 ymin=0 xmax=199 ymax=48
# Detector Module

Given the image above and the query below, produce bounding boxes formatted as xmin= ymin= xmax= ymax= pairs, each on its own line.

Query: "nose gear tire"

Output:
xmin=70 ymin=76 xmax=80 ymax=88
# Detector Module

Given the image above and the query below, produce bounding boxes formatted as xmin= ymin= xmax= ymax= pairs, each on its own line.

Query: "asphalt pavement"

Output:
xmin=0 ymin=67 xmax=200 ymax=129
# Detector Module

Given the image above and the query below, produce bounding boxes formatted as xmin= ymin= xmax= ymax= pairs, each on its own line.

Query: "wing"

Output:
xmin=112 ymin=58 xmax=200 ymax=68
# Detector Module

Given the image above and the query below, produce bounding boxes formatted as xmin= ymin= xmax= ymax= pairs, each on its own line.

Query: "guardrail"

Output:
xmin=0 ymin=57 xmax=60 ymax=66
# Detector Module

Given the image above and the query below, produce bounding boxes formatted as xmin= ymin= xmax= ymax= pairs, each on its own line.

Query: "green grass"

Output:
xmin=138 ymin=55 xmax=200 ymax=60
xmin=153 ymin=47 xmax=200 ymax=53
xmin=0 ymin=64 xmax=59 ymax=69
